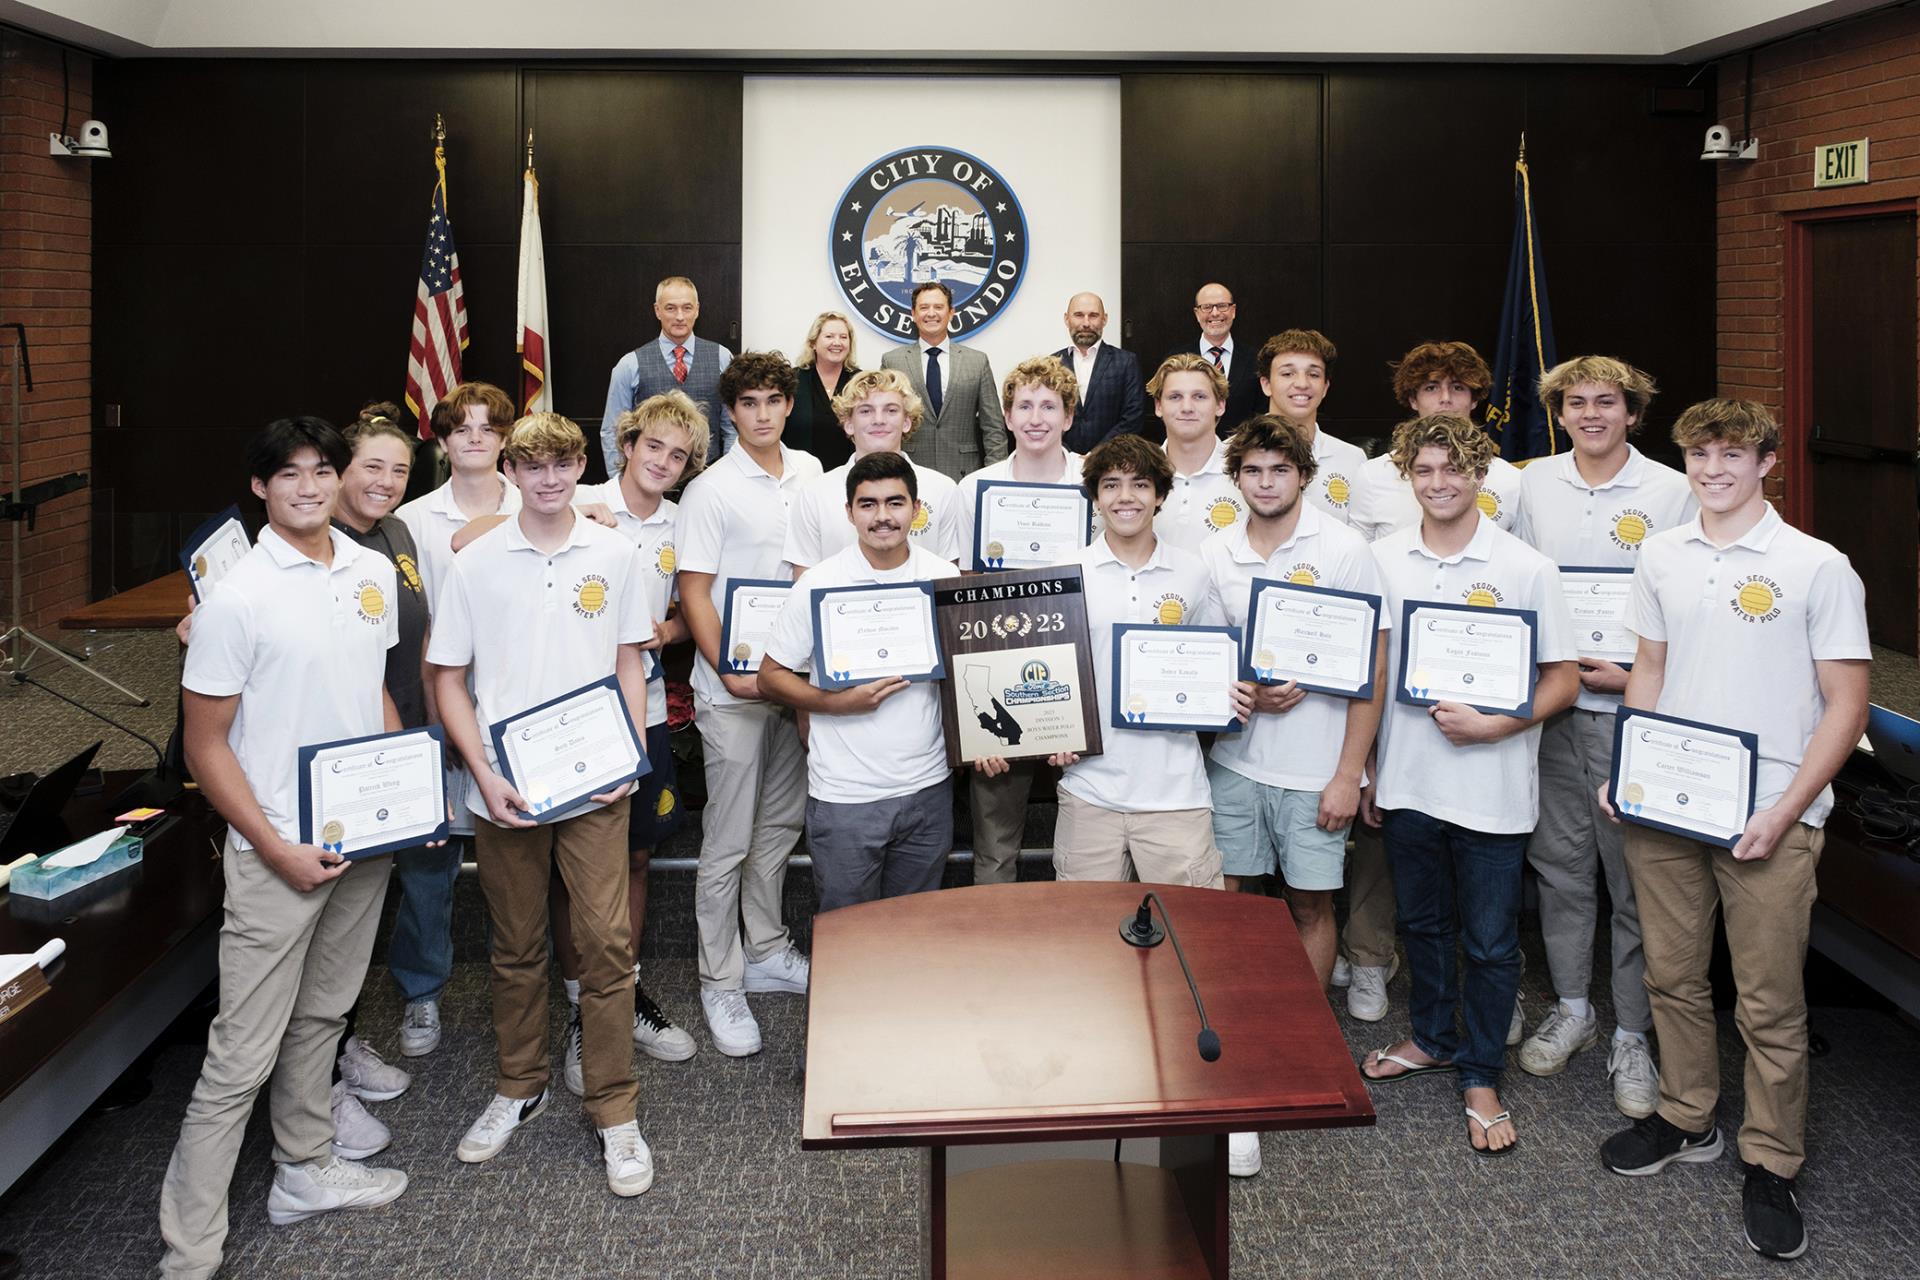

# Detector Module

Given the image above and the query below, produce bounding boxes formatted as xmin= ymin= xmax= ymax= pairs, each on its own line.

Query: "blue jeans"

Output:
xmin=1381 ymin=808 xmax=1526 ymax=1090
xmin=386 ymin=839 xmax=463 ymax=1003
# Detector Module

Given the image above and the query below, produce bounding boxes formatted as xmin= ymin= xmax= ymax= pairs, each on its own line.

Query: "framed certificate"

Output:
xmin=488 ymin=676 xmax=649 ymax=824
xmin=809 ymin=581 xmax=945 ymax=691
xmin=972 ymin=481 xmax=1091 ymax=571
xmin=720 ymin=578 xmax=792 ymax=674
xmin=297 ymin=726 xmax=449 ymax=860
xmin=1241 ymin=578 xmax=1382 ymax=699
xmin=1396 ymin=600 xmax=1540 ymax=719
xmin=1112 ymin=624 xmax=1243 ymax=733
xmin=1609 ymin=708 xmax=1759 ymax=849
xmin=180 ymin=505 xmax=251 ymax=601
xmin=1560 ymin=566 xmax=1636 ymax=668
xmin=933 ymin=567 xmax=1103 ymax=766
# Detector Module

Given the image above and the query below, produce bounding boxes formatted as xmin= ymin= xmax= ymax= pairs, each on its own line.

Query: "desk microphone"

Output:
xmin=1120 ymin=891 xmax=1221 ymax=1062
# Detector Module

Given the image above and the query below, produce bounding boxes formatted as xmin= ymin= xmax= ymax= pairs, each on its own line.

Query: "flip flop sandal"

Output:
xmin=1466 ymin=1106 xmax=1518 ymax=1158
xmin=1361 ymin=1048 xmax=1457 ymax=1083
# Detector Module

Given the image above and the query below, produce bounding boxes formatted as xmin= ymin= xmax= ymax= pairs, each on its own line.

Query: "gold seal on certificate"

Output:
xmin=180 ymin=505 xmax=252 ymax=601
xmin=972 ymin=481 xmax=1090 ymax=571
xmin=1396 ymin=600 xmax=1540 ymax=717
xmin=810 ymin=582 xmax=944 ymax=690
xmin=298 ymin=727 xmax=450 ymax=859
xmin=1559 ymin=566 xmax=1636 ymax=666
xmin=488 ymin=677 xmax=648 ymax=823
xmin=1112 ymin=625 xmax=1241 ymax=732
xmin=1609 ymin=708 xmax=1758 ymax=849
xmin=1242 ymin=578 xmax=1382 ymax=698
xmin=720 ymin=578 xmax=792 ymax=673
xmin=933 ymin=567 xmax=1103 ymax=765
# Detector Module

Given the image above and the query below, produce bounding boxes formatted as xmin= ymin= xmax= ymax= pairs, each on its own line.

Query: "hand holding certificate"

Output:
xmin=298 ymin=727 xmax=449 ymax=860
xmin=1397 ymin=601 xmax=1539 ymax=718
xmin=488 ymin=677 xmax=648 ymax=824
xmin=1559 ymin=566 xmax=1636 ymax=666
xmin=720 ymin=578 xmax=792 ymax=674
xmin=1111 ymin=625 xmax=1242 ymax=732
xmin=181 ymin=505 xmax=251 ymax=601
xmin=973 ymin=481 xmax=1091 ymax=571
xmin=1609 ymin=708 xmax=1758 ymax=849
xmin=810 ymin=582 xmax=945 ymax=690
xmin=1242 ymin=578 xmax=1381 ymax=698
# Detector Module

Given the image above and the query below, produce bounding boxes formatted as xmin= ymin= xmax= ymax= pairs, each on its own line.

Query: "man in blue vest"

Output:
xmin=600 ymin=276 xmax=736 ymax=472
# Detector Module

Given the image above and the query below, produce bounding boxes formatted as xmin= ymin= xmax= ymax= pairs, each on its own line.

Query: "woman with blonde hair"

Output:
xmin=786 ymin=310 xmax=859 ymax=468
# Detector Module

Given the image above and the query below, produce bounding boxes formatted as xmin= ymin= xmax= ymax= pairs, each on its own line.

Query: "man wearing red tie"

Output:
xmin=599 ymin=276 xmax=737 ymax=471
xmin=1161 ymin=282 xmax=1266 ymax=438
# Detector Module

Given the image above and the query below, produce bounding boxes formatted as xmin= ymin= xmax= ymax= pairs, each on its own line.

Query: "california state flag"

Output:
xmin=516 ymin=159 xmax=552 ymax=413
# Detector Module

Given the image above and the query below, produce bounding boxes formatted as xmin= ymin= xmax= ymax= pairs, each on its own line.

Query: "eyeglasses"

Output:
xmin=1194 ymin=302 xmax=1235 ymax=315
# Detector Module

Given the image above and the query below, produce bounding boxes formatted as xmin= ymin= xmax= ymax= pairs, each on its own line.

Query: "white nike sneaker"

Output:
xmin=266 ymin=1156 xmax=406 ymax=1226
xmin=455 ymin=1089 xmax=550 ymax=1164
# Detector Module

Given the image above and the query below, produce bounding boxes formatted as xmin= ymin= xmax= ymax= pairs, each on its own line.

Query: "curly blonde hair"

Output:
xmin=1001 ymin=355 xmax=1080 ymax=418
xmin=1538 ymin=356 xmax=1658 ymax=428
xmin=501 ymin=411 xmax=588 ymax=465
xmin=832 ymin=367 xmax=925 ymax=437
xmin=615 ymin=391 xmax=710 ymax=475
xmin=1390 ymin=414 xmax=1496 ymax=479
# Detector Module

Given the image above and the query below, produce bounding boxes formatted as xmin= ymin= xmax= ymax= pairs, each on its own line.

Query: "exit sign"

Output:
xmin=1813 ymin=138 xmax=1869 ymax=188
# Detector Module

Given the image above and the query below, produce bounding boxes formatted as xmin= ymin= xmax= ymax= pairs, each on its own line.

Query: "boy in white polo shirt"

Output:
xmin=428 ymin=412 xmax=657 ymax=1199
xmin=784 ymin=367 xmax=960 ymax=576
xmin=160 ymin=418 xmax=406 ymax=1279
xmin=955 ymin=356 xmax=1089 ymax=886
xmin=1598 ymin=399 xmax=1869 ymax=1263
xmin=1151 ymin=352 xmax=1240 ymax=551
xmin=676 ymin=351 xmax=823 ymax=1056
xmin=1255 ymin=329 xmax=1368 ymax=526
xmin=1046 ymin=434 xmax=1225 ymax=887
xmin=758 ymin=451 xmax=961 ymax=909
xmin=1356 ymin=415 xmax=1577 ymax=1159
xmin=1511 ymin=357 xmax=1695 ymax=1114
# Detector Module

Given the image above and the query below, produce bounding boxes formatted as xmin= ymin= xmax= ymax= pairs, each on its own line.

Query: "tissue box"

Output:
xmin=8 ymin=831 xmax=144 ymax=900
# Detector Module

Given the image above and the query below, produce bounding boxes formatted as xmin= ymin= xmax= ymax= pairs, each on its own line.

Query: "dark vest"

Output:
xmin=630 ymin=338 xmax=725 ymax=426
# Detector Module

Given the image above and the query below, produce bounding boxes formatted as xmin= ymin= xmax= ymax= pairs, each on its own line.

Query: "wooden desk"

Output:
xmin=0 ymin=774 xmax=225 ymax=1192
xmin=57 ymin=570 xmax=192 ymax=631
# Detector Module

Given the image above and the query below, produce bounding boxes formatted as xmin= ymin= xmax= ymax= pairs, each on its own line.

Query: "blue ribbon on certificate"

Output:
xmin=1255 ymin=666 xmax=1277 ymax=681
xmin=830 ymin=668 xmax=851 ymax=682
xmin=983 ymin=555 xmax=1004 ymax=569
xmin=530 ymin=797 xmax=555 ymax=814
xmin=1124 ymin=709 xmax=1146 ymax=723
xmin=1409 ymin=683 xmax=1431 ymax=698
xmin=322 ymin=840 xmax=343 ymax=854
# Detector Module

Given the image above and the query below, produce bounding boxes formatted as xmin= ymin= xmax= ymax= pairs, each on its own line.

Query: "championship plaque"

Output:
xmin=934 ymin=566 xmax=1103 ymax=767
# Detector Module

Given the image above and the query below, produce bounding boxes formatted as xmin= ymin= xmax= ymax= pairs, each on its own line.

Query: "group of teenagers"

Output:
xmin=152 ymin=275 xmax=1869 ymax=1277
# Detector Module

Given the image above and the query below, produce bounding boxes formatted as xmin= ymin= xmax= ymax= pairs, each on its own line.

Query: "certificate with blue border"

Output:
xmin=487 ymin=676 xmax=648 ymax=824
xmin=180 ymin=505 xmax=250 ymax=602
xmin=1609 ymin=707 xmax=1758 ymax=849
xmin=297 ymin=726 xmax=448 ymax=860
xmin=1560 ymin=565 xmax=1637 ymax=669
xmin=1110 ymin=624 xmax=1243 ymax=733
xmin=1395 ymin=600 xmax=1539 ymax=719
xmin=1240 ymin=577 xmax=1382 ymax=700
xmin=972 ymin=481 xmax=1090 ymax=571
xmin=809 ymin=581 xmax=946 ymax=691
xmin=719 ymin=577 xmax=792 ymax=674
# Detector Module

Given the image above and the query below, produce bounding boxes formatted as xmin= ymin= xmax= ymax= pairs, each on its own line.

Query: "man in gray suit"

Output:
xmin=600 ymin=276 xmax=736 ymax=474
xmin=879 ymin=282 xmax=1009 ymax=481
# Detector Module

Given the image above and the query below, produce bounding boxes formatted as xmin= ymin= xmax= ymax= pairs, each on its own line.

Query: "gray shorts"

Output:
xmin=1207 ymin=760 xmax=1346 ymax=889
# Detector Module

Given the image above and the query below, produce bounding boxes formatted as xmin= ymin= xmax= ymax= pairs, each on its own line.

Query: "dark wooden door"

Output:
xmin=1808 ymin=213 xmax=1917 ymax=653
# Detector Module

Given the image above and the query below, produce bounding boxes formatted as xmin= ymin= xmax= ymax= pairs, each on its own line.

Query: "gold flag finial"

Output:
xmin=525 ymin=128 xmax=535 ymax=170
xmin=1517 ymin=131 xmax=1527 ymax=164
xmin=433 ymin=112 xmax=447 ymax=146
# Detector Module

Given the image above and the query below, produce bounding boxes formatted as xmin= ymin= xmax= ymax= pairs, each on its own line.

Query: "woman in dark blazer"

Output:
xmin=788 ymin=310 xmax=859 ymax=469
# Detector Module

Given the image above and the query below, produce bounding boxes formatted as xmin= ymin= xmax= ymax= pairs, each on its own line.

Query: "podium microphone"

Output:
xmin=1120 ymin=891 xmax=1221 ymax=1062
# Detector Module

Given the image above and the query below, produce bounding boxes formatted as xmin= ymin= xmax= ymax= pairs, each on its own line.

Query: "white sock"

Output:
xmin=1559 ymin=997 xmax=1593 ymax=1020
xmin=1615 ymin=1027 xmax=1648 ymax=1045
xmin=563 ymin=978 xmax=581 ymax=1005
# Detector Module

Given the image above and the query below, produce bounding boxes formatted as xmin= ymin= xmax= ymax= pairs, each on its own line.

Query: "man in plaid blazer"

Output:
xmin=1052 ymin=291 xmax=1147 ymax=454
xmin=880 ymin=282 xmax=1010 ymax=481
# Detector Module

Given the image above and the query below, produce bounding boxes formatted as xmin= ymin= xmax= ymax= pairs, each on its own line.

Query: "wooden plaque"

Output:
xmin=935 ymin=567 xmax=1103 ymax=767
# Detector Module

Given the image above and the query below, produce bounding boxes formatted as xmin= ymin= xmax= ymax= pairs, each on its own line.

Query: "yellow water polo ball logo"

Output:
xmin=1474 ymin=490 xmax=1502 ymax=519
xmin=574 ymin=574 xmax=610 ymax=618
xmin=657 ymin=787 xmax=676 ymax=817
xmin=1324 ymin=474 xmax=1351 ymax=507
xmin=1732 ymin=575 xmax=1782 ymax=624
xmin=1462 ymin=582 xmax=1504 ymax=607
xmin=1610 ymin=510 xmax=1650 ymax=548
xmin=654 ymin=543 xmax=677 ymax=577
xmin=1154 ymin=594 xmax=1187 ymax=625
xmin=394 ymin=553 xmax=424 ymax=595
xmin=353 ymin=580 xmax=387 ymax=624
xmin=1287 ymin=562 xmax=1321 ymax=585
xmin=1206 ymin=498 xmax=1243 ymax=531
xmin=911 ymin=501 xmax=932 ymax=535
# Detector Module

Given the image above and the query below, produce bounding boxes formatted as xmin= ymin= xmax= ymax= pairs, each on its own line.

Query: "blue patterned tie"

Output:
xmin=925 ymin=347 xmax=944 ymax=418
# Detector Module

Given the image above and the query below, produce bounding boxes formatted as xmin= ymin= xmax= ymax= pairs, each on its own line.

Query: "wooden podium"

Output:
xmin=801 ymin=882 xmax=1375 ymax=1278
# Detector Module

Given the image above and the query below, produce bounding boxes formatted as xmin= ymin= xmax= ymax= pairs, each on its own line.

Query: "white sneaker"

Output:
xmin=329 ymin=1080 xmax=391 ymax=1161
xmin=1345 ymin=955 xmax=1399 ymax=1022
xmin=701 ymin=988 xmax=763 ymax=1057
xmin=1608 ymin=1035 xmax=1660 ymax=1119
xmin=1518 ymin=1002 xmax=1599 ymax=1075
xmin=337 ymin=1036 xmax=410 ymax=1103
xmin=597 ymin=1120 xmax=655 ymax=1197
xmin=562 ymin=1006 xmax=585 ymax=1098
xmin=1227 ymin=1131 xmax=1261 ymax=1177
xmin=1508 ymin=995 xmax=1526 ymax=1048
xmin=398 ymin=999 xmax=441 ymax=1058
xmin=634 ymin=987 xmax=697 ymax=1062
xmin=266 ymin=1156 xmax=406 ymax=1226
xmin=455 ymin=1089 xmax=549 ymax=1164
xmin=743 ymin=944 xmax=810 ymax=994
xmin=1330 ymin=956 xmax=1352 ymax=988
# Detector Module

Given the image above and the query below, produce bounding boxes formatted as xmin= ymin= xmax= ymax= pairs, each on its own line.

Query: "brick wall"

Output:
xmin=0 ymin=32 xmax=91 ymax=632
xmin=1715 ymin=3 xmax=1920 ymax=509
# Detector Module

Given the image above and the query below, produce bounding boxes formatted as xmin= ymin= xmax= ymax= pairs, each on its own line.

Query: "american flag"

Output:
xmin=403 ymin=130 xmax=469 ymax=439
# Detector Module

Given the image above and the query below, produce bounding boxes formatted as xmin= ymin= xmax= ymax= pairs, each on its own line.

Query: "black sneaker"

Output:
xmin=1601 ymin=1113 xmax=1723 ymax=1175
xmin=1743 ymin=1164 xmax=1808 ymax=1260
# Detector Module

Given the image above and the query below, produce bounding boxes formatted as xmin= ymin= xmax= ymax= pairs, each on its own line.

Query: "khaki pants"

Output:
xmin=474 ymin=803 xmax=636 ymax=1128
xmin=1052 ymin=792 xmax=1224 ymax=887
xmin=159 ymin=837 xmax=392 ymax=1278
xmin=968 ymin=762 xmax=1035 ymax=885
xmin=1625 ymin=821 xmax=1823 ymax=1177
xmin=1340 ymin=825 xmax=1397 ymax=968
xmin=693 ymin=695 xmax=805 ymax=989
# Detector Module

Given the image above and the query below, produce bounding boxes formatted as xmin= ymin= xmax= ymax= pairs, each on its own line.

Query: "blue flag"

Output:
xmin=1485 ymin=141 xmax=1559 ymax=460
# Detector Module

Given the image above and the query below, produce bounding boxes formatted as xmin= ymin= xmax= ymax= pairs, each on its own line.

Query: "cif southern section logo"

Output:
xmin=830 ymin=147 xmax=1029 ymax=339
xmin=1004 ymin=659 xmax=1069 ymax=705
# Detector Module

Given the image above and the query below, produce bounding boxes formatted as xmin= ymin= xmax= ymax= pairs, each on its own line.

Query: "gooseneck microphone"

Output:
xmin=1120 ymin=891 xmax=1221 ymax=1062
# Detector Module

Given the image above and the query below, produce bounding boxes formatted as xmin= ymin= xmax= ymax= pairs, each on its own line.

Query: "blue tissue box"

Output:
xmin=8 ymin=831 xmax=144 ymax=900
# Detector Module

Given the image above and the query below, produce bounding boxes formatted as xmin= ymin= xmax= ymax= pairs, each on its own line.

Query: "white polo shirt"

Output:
xmin=1348 ymin=451 xmax=1525 ymax=544
xmin=1202 ymin=508 xmax=1388 ymax=791
xmin=782 ymin=459 xmax=961 ymax=572
xmin=575 ymin=480 xmax=678 ymax=730
xmin=1371 ymin=515 xmax=1576 ymax=833
xmin=1059 ymin=535 xmax=1223 ymax=813
xmin=1156 ymin=438 xmax=1244 ymax=552
xmin=395 ymin=475 xmax=521 ymax=617
xmin=426 ymin=513 xmax=654 ymax=823
xmin=1628 ymin=505 xmax=1869 ymax=828
xmin=1305 ymin=426 xmax=1369 ymax=526
xmin=675 ymin=442 xmax=823 ymax=705
xmin=764 ymin=544 xmax=959 ymax=804
xmin=1515 ymin=447 xmax=1696 ymax=713
xmin=955 ymin=450 xmax=1086 ymax=572
xmin=182 ymin=527 xmax=398 ymax=851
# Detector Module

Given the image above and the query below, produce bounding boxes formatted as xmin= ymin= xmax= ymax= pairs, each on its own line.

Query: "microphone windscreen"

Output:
xmin=1197 ymin=1029 xmax=1222 ymax=1062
